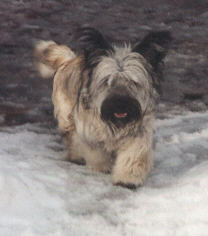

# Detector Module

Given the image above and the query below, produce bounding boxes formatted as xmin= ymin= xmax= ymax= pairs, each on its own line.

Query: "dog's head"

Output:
xmin=77 ymin=27 xmax=171 ymax=128
xmin=34 ymin=28 xmax=171 ymax=130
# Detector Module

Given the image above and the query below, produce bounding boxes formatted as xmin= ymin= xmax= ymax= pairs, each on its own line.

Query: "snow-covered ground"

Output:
xmin=0 ymin=112 xmax=208 ymax=236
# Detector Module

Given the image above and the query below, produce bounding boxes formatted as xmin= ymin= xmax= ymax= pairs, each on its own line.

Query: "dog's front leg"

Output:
xmin=84 ymin=147 xmax=112 ymax=174
xmin=112 ymin=139 xmax=153 ymax=189
xmin=70 ymin=133 xmax=112 ymax=173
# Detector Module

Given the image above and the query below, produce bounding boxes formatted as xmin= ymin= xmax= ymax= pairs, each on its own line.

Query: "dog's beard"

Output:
xmin=101 ymin=95 xmax=141 ymax=128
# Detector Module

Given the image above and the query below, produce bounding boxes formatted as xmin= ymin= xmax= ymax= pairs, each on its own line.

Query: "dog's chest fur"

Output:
xmin=74 ymin=105 xmax=154 ymax=153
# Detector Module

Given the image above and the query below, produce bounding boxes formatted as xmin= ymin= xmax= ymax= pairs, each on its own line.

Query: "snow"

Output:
xmin=0 ymin=112 xmax=208 ymax=236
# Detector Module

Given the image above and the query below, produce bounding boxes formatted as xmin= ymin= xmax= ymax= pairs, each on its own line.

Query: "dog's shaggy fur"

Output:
xmin=34 ymin=28 xmax=171 ymax=188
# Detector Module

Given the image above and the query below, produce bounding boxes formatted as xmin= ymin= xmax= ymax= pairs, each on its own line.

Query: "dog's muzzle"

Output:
xmin=101 ymin=94 xmax=141 ymax=128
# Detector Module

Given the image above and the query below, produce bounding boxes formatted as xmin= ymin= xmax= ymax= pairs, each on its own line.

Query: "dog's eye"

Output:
xmin=132 ymin=81 xmax=139 ymax=87
xmin=99 ymin=77 xmax=108 ymax=87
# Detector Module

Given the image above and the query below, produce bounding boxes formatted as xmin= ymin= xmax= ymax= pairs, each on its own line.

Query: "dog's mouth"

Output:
xmin=101 ymin=95 xmax=141 ymax=128
xmin=114 ymin=112 xmax=128 ymax=118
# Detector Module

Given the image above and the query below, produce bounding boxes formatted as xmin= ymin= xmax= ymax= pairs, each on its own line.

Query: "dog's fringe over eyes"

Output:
xmin=34 ymin=27 xmax=172 ymax=189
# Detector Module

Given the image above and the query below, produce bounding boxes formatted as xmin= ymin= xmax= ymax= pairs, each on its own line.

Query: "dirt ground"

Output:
xmin=0 ymin=0 xmax=208 ymax=126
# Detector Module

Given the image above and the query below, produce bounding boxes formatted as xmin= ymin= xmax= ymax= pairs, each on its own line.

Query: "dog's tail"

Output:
xmin=34 ymin=40 xmax=76 ymax=79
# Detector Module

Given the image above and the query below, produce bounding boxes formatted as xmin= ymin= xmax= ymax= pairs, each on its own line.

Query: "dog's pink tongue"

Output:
xmin=114 ymin=112 xmax=127 ymax=118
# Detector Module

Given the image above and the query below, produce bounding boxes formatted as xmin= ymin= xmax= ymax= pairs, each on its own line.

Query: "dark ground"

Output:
xmin=0 ymin=0 xmax=208 ymax=126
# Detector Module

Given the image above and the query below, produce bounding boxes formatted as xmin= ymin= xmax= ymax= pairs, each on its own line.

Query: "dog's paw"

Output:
xmin=65 ymin=155 xmax=86 ymax=165
xmin=112 ymin=171 xmax=145 ymax=189
xmin=87 ymin=162 xmax=111 ymax=174
xmin=69 ymin=158 xmax=86 ymax=166
xmin=114 ymin=182 xmax=139 ymax=190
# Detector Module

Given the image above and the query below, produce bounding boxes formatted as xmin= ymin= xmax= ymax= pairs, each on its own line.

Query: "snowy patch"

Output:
xmin=0 ymin=112 xmax=208 ymax=236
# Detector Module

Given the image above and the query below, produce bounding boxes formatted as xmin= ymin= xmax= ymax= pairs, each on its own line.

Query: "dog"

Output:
xmin=34 ymin=27 xmax=171 ymax=188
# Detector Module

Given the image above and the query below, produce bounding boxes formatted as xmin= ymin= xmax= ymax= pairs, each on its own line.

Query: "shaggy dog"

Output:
xmin=34 ymin=27 xmax=171 ymax=188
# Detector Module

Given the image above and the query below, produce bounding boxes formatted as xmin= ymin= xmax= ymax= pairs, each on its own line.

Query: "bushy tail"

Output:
xmin=34 ymin=40 xmax=76 ymax=78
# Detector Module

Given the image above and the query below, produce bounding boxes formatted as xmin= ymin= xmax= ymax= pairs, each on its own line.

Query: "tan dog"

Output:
xmin=34 ymin=28 xmax=171 ymax=188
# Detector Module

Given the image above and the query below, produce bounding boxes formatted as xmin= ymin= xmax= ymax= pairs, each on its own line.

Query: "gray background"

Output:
xmin=0 ymin=0 xmax=208 ymax=126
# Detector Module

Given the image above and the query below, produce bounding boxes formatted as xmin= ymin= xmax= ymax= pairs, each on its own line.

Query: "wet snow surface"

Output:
xmin=0 ymin=112 xmax=208 ymax=236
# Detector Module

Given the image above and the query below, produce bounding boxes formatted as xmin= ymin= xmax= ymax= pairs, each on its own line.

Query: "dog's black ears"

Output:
xmin=77 ymin=27 xmax=113 ymax=65
xmin=133 ymin=31 xmax=172 ymax=71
